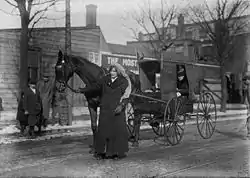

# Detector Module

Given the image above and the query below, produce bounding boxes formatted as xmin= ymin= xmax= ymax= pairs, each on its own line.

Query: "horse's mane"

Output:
xmin=70 ymin=54 xmax=101 ymax=68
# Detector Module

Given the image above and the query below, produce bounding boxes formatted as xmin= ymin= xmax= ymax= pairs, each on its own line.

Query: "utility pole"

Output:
xmin=65 ymin=0 xmax=73 ymax=125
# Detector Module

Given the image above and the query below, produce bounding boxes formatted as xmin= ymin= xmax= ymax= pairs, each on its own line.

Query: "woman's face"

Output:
xmin=110 ymin=67 xmax=118 ymax=78
xmin=178 ymin=76 xmax=184 ymax=81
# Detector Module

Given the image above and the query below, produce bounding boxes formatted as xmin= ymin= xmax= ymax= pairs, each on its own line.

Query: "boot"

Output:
xmin=43 ymin=118 xmax=48 ymax=128
xmin=28 ymin=126 xmax=36 ymax=139
xmin=20 ymin=125 xmax=25 ymax=136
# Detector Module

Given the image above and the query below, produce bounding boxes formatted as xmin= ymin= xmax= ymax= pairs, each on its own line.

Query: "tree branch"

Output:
xmin=4 ymin=0 xmax=18 ymax=8
xmin=29 ymin=0 xmax=60 ymax=23
xmin=124 ymin=0 xmax=176 ymax=57
xmin=188 ymin=0 xmax=249 ymax=64
xmin=0 ymin=8 xmax=19 ymax=16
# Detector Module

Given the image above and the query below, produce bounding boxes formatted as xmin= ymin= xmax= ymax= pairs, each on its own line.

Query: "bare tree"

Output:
xmin=2 ymin=0 xmax=63 ymax=98
xmin=123 ymin=0 xmax=178 ymax=58
xmin=187 ymin=0 xmax=250 ymax=112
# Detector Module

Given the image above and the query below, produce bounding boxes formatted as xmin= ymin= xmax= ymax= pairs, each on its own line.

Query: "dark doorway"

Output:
xmin=27 ymin=48 xmax=41 ymax=83
xmin=226 ymin=73 xmax=241 ymax=103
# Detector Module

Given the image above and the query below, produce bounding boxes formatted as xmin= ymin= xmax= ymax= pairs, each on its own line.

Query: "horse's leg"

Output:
xmin=132 ymin=112 xmax=141 ymax=147
xmin=88 ymin=106 xmax=98 ymax=153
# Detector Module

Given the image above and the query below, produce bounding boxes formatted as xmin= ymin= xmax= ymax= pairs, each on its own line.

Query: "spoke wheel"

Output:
xmin=126 ymin=102 xmax=135 ymax=139
xmin=164 ymin=97 xmax=186 ymax=146
xmin=196 ymin=92 xmax=217 ymax=139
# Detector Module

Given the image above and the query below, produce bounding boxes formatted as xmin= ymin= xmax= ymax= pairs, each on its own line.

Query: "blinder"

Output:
xmin=54 ymin=52 xmax=78 ymax=93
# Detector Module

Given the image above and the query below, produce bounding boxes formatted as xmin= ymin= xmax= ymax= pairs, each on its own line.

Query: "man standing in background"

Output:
xmin=36 ymin=74 xmax=55 ymax=127
xmin=242 ymin=76 xmax=250 ymax=104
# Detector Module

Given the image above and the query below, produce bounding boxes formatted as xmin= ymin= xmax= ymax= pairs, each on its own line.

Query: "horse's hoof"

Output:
xmin=131 ymin=142 xmax=139 ymax=147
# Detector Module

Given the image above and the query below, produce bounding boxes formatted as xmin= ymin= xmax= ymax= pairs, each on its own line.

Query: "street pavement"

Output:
xmin=0 ymin=119 xmax=249 ymax=177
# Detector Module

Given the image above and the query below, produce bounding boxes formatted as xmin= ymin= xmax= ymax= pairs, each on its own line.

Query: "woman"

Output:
xmin=78 ymin=63 xmax=130 ymax=160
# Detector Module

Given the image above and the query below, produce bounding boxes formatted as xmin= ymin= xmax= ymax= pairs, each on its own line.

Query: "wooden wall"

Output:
xmin=0 ymin=27 xmax=102 ymax=110
xmin=0 ymin=33 xmax=20 ymax=110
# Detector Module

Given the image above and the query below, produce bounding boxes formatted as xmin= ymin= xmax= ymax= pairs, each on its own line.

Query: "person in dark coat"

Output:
xmin=16 ymin=91 xmax=28 ymax=135
xmin=36 ymin=74 xmax=55 ymax=127
xmin=78 ymin=63 xmax=130 ymax=160
xmin=23 ymin=79 xmax=42 ymax=138
xmin=242 ymin=76 xmax=250 ymax=104
xmin=177 ymin=65 xmax=189 ymax=97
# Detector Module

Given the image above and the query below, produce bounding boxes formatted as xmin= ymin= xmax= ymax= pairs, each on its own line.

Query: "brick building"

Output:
xmin=126 ymin=14 xmax=250 ymax=103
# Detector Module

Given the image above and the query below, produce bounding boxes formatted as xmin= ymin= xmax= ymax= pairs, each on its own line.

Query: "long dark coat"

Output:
xmin=84 ymin=75 xmax=129 ymax=155
xmin=36 ymin=78 xmax=55 ymax=119
xmin=23 ymin=87 xmax=42 ymax=126
xmin=16 ymin=93 xmax=28 ymax=126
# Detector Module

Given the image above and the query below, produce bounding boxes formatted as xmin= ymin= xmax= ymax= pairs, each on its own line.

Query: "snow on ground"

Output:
xmin=0 ymin=128 xmax=93 ymax=145
xmin=0 ymin=125 xmax=19 ymax=135
xmin=0 ymin=120 xmax=91 ymax=135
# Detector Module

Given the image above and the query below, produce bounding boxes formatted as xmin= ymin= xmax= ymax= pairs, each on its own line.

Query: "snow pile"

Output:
xmin=0 ymin=129 xmax=93 ymax=145
xmin=0 ymin=125 xmax=19 ymax=135
xmin=0 ymin=120 xmax=91 ymax=136
xmin=45 ymin=120 xmax=91 ymax=131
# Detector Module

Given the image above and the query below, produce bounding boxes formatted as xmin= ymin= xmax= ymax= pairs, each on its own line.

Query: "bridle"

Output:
xmin=55 ymin=54 xmax=79 ymax=93
xmin=55 ymin=53 xmax=108 ymax=93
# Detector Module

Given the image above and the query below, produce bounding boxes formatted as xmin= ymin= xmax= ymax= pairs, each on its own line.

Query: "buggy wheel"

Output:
xmin=196 ymin=92 xmax=217 ymax=139
xmin=126 ymin=102 xmax=135 ymax=139
xmin=163 ymin=97 xmax=186 ymax=146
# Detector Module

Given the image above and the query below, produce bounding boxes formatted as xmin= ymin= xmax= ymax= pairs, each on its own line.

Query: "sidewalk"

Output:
xmin=0 ymin=107 xmax=248 ymax=145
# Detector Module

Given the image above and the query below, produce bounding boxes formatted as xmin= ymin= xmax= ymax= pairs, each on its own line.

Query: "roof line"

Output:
xmin=0 ymin=26 xmax=100 ymax=32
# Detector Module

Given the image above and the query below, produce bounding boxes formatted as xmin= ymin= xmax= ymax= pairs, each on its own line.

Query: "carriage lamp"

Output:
xmin=62 ymin=60 xmax=65 ymax=64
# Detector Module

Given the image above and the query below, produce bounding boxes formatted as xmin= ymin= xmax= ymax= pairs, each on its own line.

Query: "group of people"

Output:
xmin=15 ymin=63 xmax=131 ymax=160
xmin=16 ymin=75 xmax=55 ymax=138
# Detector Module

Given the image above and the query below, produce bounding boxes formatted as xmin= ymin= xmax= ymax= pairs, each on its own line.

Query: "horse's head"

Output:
xmin=54 ymin=50 xmax=75 ymax=91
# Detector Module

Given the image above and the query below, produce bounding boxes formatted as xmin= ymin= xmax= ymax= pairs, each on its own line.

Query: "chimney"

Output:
xmin=177 ymin=14 xmax=185 ymax=39
xmin=86 ymin=4 xmax=97 ymax=28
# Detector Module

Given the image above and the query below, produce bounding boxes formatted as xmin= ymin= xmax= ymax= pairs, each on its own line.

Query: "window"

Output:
xmin=89 ymin=52 xmax=100 ymax=66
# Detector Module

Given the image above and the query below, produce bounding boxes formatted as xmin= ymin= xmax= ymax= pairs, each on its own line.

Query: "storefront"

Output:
xmin=101 ymin=52 xmax=139 ymax=74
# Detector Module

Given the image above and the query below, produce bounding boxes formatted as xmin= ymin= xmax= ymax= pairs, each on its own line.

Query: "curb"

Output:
xmin=0 ymin=103 xmax=247 ymax=121
xmin=4 ymin=112 xmax=247 ymax=136
xmin=47 ymin=113 xmax=248 ymax=134
xmin=0 ymin=114 xmax=247 ymax=145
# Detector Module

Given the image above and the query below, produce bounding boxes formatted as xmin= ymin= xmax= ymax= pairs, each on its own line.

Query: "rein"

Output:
xmin=57 ymin=53 xmax=108 ymax=93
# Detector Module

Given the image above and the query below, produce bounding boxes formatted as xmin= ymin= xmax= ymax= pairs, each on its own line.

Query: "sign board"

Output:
xmin=101 ymin=53 xmax=139 ymax=74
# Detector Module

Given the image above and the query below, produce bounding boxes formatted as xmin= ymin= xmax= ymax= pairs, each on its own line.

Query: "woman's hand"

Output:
xmin=114 ymin=104 xmax=123 ymax=115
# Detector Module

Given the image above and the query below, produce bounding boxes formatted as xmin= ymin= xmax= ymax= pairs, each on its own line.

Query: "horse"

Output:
xmin=54 ymin=50 xmax=141 ymax=151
